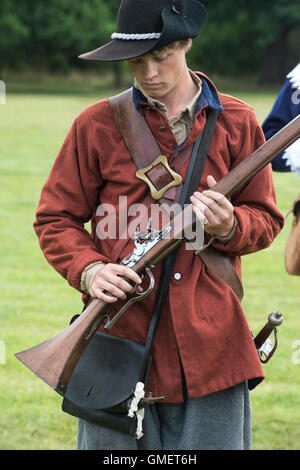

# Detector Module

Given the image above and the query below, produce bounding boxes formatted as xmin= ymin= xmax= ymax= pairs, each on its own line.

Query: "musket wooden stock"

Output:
xmin=15 ymin=114 xmax=300 ymax=394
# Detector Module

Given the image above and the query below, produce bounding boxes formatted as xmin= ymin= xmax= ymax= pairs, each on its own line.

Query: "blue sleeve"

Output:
xmin=262 ymin=80 xmax=300 ymax=171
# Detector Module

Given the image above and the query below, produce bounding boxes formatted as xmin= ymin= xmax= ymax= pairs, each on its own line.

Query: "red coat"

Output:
xmin=34 ymin=73 xmax=284 ymax=402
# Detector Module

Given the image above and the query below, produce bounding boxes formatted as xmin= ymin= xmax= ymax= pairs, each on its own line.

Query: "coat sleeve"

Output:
xmin=213 ymin=106 xmax=285 ymax=256
xmin=33 ymin=108 xmax=112 ymax=292
xmin=262 ymin=80 xmax=300 ymax=171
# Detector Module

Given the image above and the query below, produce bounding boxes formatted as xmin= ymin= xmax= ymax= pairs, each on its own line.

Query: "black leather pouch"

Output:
xmin=62 ymin=331 xmax=151 ymax=436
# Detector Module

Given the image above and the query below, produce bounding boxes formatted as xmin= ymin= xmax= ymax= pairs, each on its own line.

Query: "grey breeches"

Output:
xmin=77 ymin=381 xmax=251 ymax=450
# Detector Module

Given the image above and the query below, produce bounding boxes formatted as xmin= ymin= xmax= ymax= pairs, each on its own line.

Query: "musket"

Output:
xmin=15 ymin=114 xmax=300 ymax=396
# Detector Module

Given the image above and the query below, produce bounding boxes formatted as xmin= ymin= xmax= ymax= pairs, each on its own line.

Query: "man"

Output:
xmin=262 ymin=62 xmax=300 ymax=276
xmin=262 ymin=62 xmax=300 ymax=174
xmin=34 ymin=0 xmax=284 ymax=450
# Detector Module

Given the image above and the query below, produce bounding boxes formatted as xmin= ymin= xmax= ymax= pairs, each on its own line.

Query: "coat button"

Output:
xmin=174 ymin=272 xmax=181 ymax=280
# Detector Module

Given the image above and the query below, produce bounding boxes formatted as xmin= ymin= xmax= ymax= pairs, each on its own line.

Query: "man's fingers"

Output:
xmin=190 ymin=188 xmax=235 ymax=238
xmin=92 ymin=290 xmax=118 ymax=303
xmin=195 ymin=190 xmax=231 ymax=209
xmin=191 ymin=193 xmax=222 ymax=220
xmin=191 ymin=192 xmax=233 ymax=224
xmin=108 ymin=264 xmax=142 ymax=285
xmin=202 ymin=190 xmax=232 ymax=209
xmin=191 ymin=204 xmax=209 ymax=224
xmin=90 ymin=263 xmax=143 ymax=301
xmin=207 ymin=174 xmax=217 ymax=188
xmin=90 ymin=279 xmax=126 ymax=300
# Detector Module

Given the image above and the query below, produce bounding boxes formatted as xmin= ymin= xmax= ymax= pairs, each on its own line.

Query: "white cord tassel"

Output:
xmin=283 ymin=138 xmax=300 ymax=176
xmin=128 ymin=382 xmax=145 ymax=439
xmin=282 ymin=64 xmax=300 ymax=175
xmin=287 ymin=63 xmax=300 ymax=91
xmin=111 ymin=32 xmax=161 ymax=40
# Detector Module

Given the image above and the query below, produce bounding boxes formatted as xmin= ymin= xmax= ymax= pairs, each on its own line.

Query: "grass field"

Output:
xmin=0 ymin=81 xmax=300 ymax=450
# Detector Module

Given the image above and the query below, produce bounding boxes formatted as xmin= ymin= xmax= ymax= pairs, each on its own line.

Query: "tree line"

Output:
xmin=0 ymin=0 xmax=299 ymax=84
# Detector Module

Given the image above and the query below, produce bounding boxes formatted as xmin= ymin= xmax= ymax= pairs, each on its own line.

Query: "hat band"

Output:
xmin=111 ymin=32 xmax=161 ymax=40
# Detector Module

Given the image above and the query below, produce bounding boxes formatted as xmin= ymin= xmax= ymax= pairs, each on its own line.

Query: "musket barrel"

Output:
xmin=212 ymin=114 xmax=300 ymax=197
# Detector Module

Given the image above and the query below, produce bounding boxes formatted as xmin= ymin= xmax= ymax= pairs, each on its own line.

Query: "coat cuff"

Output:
xmin=212 ymin=208 xmax=246 ymax=254
xmin=80 ymin=261 xmax=106 ymax=294
xmin=67 ymin=249 xmax=111 ymax=292
xmin=214 ymin=214 xmax=238 ymax=244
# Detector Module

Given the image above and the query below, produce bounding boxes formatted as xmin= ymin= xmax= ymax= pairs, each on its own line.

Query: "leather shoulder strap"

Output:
xmin=110 ymin=88 xmax=161 ymax=169
xmin=199 ymin=246 xmax=244 ymax=302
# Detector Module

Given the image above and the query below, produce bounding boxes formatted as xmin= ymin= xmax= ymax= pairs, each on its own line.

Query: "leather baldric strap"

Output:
xmin=109 ymin=88 xmax=195 ymax=262
xmin=109 ymin=88 xmax=244 ymax=302
xmin=110 ymin=89 xmax=161 ymax=169
xmin=110 ymin=88 xmax=192 ymax=205
xmin=198 ymin=246 xmax=244 ymax=301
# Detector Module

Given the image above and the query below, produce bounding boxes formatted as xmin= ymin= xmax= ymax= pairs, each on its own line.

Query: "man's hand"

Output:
xmin=190 ymin=175 xmax=235 ymax=238
xmin=90 ymin=263 xmax=143 ymax=303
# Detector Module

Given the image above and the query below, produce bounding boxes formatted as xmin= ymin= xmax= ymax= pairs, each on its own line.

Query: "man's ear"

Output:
xmin=184 ymin=38 xmax=193 ymax=54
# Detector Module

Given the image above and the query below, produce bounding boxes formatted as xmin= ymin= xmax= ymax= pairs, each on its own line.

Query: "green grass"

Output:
xmin=0 ymin=85 xmax=300 ymax=450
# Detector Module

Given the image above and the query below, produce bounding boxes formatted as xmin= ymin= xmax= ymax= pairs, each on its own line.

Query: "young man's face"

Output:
xmin=127 ymin=40 xmax=192 ymax=100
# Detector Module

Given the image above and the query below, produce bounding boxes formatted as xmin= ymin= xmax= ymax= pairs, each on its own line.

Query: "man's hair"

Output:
xmin=153 ymin=39 xmax=192 ymax=56
xmin=128 ymin=39 xmax=192 ymax=62
xmin=169 ymin=39 xmax=192 ymax=49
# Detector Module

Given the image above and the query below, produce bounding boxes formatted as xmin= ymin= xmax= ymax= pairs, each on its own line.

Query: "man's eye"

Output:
xmin=155 ymin=55 xmax=168 ymax=62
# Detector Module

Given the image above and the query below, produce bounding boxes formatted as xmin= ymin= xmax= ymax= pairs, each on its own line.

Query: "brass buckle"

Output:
xmin=136 ymin=155 xmax=182 ymax=200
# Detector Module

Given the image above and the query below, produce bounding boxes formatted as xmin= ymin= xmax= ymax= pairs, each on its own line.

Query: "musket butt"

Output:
xmin=268 ymin=311 xmax=283 ymax=327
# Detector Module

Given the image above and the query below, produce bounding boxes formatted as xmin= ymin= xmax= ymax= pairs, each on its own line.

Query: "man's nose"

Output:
xmin=144 ymin=60 xmax=158 ymax=80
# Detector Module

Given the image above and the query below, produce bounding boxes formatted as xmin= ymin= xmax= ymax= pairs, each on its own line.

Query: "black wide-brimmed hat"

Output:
xmin=79 ymin=0 xmax=208 ymax=62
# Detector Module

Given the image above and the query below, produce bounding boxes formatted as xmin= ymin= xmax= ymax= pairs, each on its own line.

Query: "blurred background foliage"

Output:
xmin=0 ymin=0 xmax=299 ymax=87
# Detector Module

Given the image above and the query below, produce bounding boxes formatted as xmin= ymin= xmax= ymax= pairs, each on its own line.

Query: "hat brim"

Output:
xmin=79 ymin=0 xmax=208 ymax=62
xmin=78 ymin=38 xmax=160 ymax=62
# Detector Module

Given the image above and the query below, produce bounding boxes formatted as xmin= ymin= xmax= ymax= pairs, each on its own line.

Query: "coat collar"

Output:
xmin=132 ymin=71 xmax=224 ymax=114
